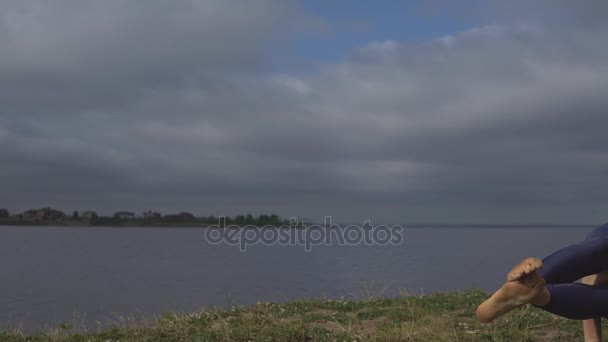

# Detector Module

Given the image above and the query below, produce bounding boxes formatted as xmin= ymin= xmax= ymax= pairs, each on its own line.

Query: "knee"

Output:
xmin=582 ymin=272 xmax=608 ymax=286
xmin=582 ymin=274 xmax=597 ymax=285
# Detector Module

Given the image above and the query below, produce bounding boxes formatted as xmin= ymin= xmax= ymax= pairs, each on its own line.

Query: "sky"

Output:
xmin=1 ymin=1 xmax=608 ymax=224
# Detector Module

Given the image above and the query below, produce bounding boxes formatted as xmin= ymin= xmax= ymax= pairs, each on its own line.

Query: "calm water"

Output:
xmin=0 ymin=225 xmax=595 ymax=332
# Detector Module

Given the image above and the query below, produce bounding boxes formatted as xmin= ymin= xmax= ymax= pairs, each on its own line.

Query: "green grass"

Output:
xmin=1 ymin=290 xmax=603 ymax=341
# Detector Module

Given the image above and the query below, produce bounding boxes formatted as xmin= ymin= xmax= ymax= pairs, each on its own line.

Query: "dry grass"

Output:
xmin=1 ymin=290 xmax=602 ymax=341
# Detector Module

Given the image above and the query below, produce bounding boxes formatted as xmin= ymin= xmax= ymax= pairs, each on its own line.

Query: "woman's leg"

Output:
xmin=539 ymin=282 xmax=608 ymax=320
xmin=581 ymin=272 xmax=608 ymax=342
xmin=478 ymin=224 xmax=608 ymax=323
xmin=538 ymin=236 xmax=608 ymax=284
xmin=534 ymin=229 xmax=608 ymax=321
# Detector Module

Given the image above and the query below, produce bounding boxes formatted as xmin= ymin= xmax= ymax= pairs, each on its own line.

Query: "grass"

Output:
xmin=1 ymin=290 xmax=603 ymax=341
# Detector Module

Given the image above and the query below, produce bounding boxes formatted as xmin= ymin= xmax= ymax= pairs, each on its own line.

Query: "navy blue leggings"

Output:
xmin=535 ymin=223 xmax=608 ymax=320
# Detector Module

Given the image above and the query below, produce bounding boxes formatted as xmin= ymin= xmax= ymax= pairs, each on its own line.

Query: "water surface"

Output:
xmin=0 ymin=225 xmax=594 ymax=331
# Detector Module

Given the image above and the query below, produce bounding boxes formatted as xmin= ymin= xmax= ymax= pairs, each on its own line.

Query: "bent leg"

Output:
xmin=539 ymin=236 xmax=608 ymax=284
xmin=541 ymin=283 xmax=608 ymax=320
xmin=477 ymin=224 xmax=608 ymax=323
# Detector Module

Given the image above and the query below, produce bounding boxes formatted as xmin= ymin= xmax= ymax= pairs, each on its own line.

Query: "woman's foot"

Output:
xmin=476 ymin=258 xmax=549 ymax=323
xmin=507 ymin=257 xmax=543 ymax=281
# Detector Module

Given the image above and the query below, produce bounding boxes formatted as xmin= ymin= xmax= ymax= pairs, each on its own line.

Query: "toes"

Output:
xmin=507 ymin=271 xmax=521 ymax=282
xmin=507 ymin=269 xmax=522 ymax=281
xmin=506 ymin=258 xmax=543 ymax=282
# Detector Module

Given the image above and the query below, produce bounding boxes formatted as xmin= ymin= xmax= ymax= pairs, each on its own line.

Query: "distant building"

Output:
xmin=178 ymin=212 xmax=195 ymax=220
xmin=0 ymin=209 xmax=9 ymax=218
xmin=114 ymin=211 xmax=135 ymax=220
xmin=23 ymin=208 xmax=66 ymax=221
xmin=81 ymin=211 xmax=98 ymax=220
xmin=143 ymin=210 xmax=162 ymax=219
xmin=23 ymin=209 xmax=38 ymax=221
xmin=163 ymin=212 xmax=196 ymax=222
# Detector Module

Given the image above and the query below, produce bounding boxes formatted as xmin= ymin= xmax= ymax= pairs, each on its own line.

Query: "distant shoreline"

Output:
xmin=0 ymin=221 xmax=211 ymax=228
xmin=0 ymin=221 xmax=595 ymax=229
xmin=0 ymin=208 xmax=287 ymax=228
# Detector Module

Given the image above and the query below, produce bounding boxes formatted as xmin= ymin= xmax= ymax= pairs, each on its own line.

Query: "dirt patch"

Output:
xmin=360 ymin=316 xmax=391 ymax=333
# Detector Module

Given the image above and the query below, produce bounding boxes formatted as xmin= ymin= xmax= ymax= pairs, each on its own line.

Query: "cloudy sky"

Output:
xmin=1 ymin=1 xmax=607 ymax=224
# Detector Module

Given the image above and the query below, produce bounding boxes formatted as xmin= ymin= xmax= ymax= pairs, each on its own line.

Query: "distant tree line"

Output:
xmin=0 ymin=207 xmax=285 ymax=227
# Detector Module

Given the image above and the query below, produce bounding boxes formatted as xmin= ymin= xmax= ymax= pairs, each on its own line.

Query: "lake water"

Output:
xmin=0 ymin=225 xmax=596 ymax=332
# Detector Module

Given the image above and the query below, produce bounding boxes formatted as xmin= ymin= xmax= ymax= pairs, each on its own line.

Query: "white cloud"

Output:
xmin=1 ymin=1 xmax=608 ymax=223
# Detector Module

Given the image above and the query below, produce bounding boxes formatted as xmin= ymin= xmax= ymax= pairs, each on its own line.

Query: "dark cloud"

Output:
xmin=1 ymin=1 xmax=607 ymax=223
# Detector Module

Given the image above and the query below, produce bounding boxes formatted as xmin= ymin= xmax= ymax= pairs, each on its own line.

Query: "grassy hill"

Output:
xmin=0 ymin=290 xmax=597 ymax=341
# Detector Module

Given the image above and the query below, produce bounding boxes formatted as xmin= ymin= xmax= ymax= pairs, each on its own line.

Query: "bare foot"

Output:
xmin=476 ymin=261 xmax=548 ymax=323
xmin=506 ymin=257 xmax=543 ymax=282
